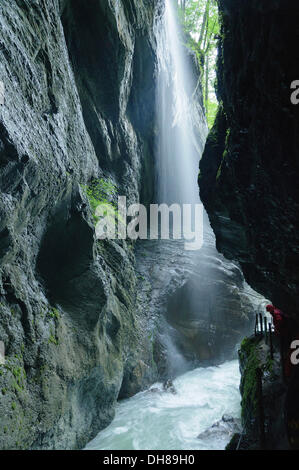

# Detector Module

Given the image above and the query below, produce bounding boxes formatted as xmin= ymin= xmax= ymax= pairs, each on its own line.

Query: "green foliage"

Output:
xmin=84 ymin=178 xmax=117 ymax=205
xmin=240 ymin=338 xmax=260 ymax=423
xmin=206 ymin=99 xmax=218 ymax=128
xmin=179 ymin=0 xmax=220 ymax=48
xmin=265 ymin=357 xmax=274 ymax=374
xmin=81 ymin=178 xmax=119 ymax=226
xmin=177 ymin=0 xmax=219 ymax=128
xmin=3 ymin=357 xmax=27 ymax=394
xmin=48 ymin=334 xmax=58 ymax=346
xmin=48 ymin=308 xmax=60 ymax=321
xmin=81 ymin=178 xmax=116 ymax=211
xmin=240 ymin=336 xmax=256 ymax=357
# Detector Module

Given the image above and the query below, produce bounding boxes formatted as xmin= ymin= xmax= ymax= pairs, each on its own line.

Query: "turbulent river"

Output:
xmin=86 ymin=361 xmax=241 ymax=451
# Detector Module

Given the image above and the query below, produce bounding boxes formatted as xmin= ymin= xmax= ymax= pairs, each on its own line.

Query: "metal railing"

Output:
xmin=254 ymin=313 xmax=274 ymax=360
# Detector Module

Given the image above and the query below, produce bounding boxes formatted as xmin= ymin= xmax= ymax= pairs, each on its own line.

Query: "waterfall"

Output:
xmin=152 ymin=0 xmax=213 ymax=372
xmin=155 ymin=0 xmax=208 ymax=207
xmin=150 ymin=0 xmax=261 ymax=372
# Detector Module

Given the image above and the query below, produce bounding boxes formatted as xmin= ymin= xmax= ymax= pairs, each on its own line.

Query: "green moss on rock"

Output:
xmin=239 ymin=336 xmax=261 ymax=424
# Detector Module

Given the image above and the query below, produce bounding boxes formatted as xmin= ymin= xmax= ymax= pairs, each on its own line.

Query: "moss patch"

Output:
xmin=239 ymin=336 xmax=261 ymax=425
xmin=81 ymin=177 xmax=118 ymax=225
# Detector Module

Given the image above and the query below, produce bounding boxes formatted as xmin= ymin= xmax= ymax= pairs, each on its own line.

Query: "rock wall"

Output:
xmin=0 ymin=0 xmax=160 ymax=450
xmin=199 ymin=0 xmax=299 ymax=317
xmin=231 ymin=335 xmax=289 ymax=450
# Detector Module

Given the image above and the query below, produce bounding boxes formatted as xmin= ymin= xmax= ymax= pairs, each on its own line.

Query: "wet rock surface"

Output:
xmin=199 ymin=0 xmax=299 ymax=317
xmin=135 ymin=226 xmax=266 ymax=379
xmin=198 ymin=414 xmax=241 ymax=441
xmin=0 ymin=0 xmax=160 ymax=450
xmin=233 ymin=335 xmax=289 ymax=450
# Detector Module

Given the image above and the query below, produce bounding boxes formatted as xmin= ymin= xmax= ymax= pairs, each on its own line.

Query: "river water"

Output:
xmin=86 ymin=360 xmax=241 ymax=451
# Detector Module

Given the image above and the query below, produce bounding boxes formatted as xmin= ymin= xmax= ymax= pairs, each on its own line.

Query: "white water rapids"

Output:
xmin=86 ymin=361 xmax=241 ymax=450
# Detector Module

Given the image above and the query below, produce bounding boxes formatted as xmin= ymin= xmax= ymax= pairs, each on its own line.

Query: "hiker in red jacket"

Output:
xmin=266 ymin=304 xmax=286 ymax=336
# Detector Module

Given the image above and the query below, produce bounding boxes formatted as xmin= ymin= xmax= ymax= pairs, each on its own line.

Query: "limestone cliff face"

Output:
xmin=199 ymin=0 xmax=299 ymax=317
xmin=0 ymin=0 xmax=160 ymax=450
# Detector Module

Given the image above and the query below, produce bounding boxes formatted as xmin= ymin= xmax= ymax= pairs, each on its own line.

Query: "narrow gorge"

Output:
xmin=0 ymin=0 xmax=297 ymax=452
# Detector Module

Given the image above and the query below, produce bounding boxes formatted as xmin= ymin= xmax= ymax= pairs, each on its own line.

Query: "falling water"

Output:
xmin=154 ymin=0 xmax=214 ymax=371
xmin=156 ymin=0 xmax=208 ymax=206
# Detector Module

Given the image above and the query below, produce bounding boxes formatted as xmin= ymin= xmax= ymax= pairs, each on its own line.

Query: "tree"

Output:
xmin=177 ymin=0 xmax=219 ymax=128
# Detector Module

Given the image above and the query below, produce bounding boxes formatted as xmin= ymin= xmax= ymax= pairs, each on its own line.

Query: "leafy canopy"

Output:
xmin=177 ymin=0 xmax=219 ymax=128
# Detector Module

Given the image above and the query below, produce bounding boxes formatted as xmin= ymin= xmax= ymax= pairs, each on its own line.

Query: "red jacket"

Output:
xmin=272 ymin=308 xmax=286 ymax=335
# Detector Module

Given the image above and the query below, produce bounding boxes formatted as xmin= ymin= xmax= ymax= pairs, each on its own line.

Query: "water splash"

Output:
xmin=85 ymin=360 xmax=241 ymax=450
